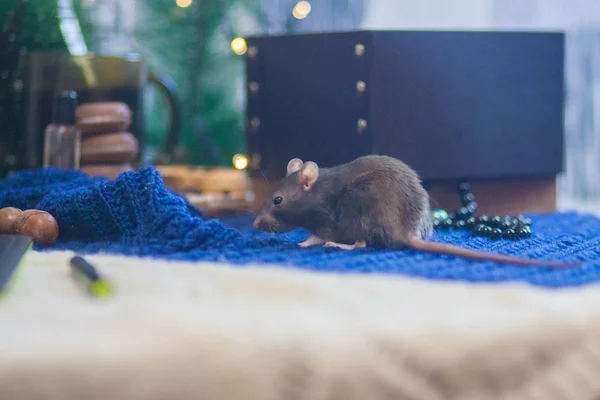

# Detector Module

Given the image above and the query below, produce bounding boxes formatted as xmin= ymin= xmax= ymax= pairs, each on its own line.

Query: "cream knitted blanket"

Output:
xmin=2 ymin=250 xmax=600 ymax=400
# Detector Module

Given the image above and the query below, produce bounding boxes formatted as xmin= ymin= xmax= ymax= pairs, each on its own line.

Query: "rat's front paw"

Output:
xmin=298 ymin=235 xmax=324 ymax=247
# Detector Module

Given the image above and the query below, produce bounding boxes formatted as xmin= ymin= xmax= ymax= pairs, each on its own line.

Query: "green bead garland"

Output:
xmin=431 ymin=181 xmax=531 ymax=240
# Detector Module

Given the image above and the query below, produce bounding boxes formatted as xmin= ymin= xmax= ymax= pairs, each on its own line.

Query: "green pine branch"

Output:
xmin=129 ymin=0 xmax=265 ymax=165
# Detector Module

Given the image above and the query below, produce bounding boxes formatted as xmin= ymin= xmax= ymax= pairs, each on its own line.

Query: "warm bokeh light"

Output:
xmin=292 ymin=1 xmax=311 ymax=19
xmin=231 ymin=38 xmax=247 ymax=55
xmin=233 ymin=154 xmax=248 ymax=170
xmin=176 ymin=0 xmax=192 ymax=8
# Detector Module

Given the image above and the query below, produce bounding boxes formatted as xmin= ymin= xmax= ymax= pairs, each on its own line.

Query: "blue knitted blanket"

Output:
xmin=2 ymin=166 xmax=599 ymax=288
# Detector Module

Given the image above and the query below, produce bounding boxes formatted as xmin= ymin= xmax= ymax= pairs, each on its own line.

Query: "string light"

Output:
xmin=231 ymin=38 xmax=247 ymax=55
xmin=232 ymin=154 xmax=248 ymax=170
xmin=176 ymin=0 xmax=192 ymax=8
xmin=292 ymin=1 xmax=311 ymax=19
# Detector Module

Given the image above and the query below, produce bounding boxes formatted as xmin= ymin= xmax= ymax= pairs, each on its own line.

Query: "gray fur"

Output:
xmin=253 ymin=155 xmax=432 ymax=248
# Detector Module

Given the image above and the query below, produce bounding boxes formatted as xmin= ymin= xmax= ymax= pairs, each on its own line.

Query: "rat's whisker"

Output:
xmin=257 ymin=167 xmax=268 ymax=183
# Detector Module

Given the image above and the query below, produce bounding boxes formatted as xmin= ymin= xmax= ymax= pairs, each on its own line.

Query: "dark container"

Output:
xmin=244 ymin=30 xmax=565 ymax=183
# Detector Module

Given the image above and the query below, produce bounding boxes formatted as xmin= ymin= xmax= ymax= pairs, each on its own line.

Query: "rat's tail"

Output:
xmin=406 ymin=236 xmax=580 ymax=268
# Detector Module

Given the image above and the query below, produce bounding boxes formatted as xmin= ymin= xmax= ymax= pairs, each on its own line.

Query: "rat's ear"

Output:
xmin=287 ymin=158 xmax=303 ymax=176
xmin=299 ymin=161 xmax=319 ymax=191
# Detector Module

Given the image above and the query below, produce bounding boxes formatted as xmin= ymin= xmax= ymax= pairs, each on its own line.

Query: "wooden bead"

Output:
xmin=0 ymin=207 xmax=23 ymax=233
xmin=14 ymin=210 xmax=59 ymax=246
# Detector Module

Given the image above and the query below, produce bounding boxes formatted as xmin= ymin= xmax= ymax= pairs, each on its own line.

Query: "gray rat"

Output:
xmin=253 ymin=155 xmax=579 ymax=268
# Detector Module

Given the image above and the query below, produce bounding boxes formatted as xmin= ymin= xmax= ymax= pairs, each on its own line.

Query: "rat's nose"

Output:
xmin=253 ymin=216 xmax=262 ymax=229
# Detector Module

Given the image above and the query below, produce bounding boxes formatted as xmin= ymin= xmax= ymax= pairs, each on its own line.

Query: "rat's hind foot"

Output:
xmin=324 ymin=240 xmax=366 ymax=250
xmin=298 ymin=235 xmax=325 ymax=247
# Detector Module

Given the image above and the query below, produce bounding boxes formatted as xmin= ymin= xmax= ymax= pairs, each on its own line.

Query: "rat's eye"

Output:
xmin=273 ymin=196 xmax=283 ymax=205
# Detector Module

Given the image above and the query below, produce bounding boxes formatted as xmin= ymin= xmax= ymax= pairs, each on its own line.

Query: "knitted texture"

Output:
xmin=1 ymin=167 xmax=599 ymax=288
